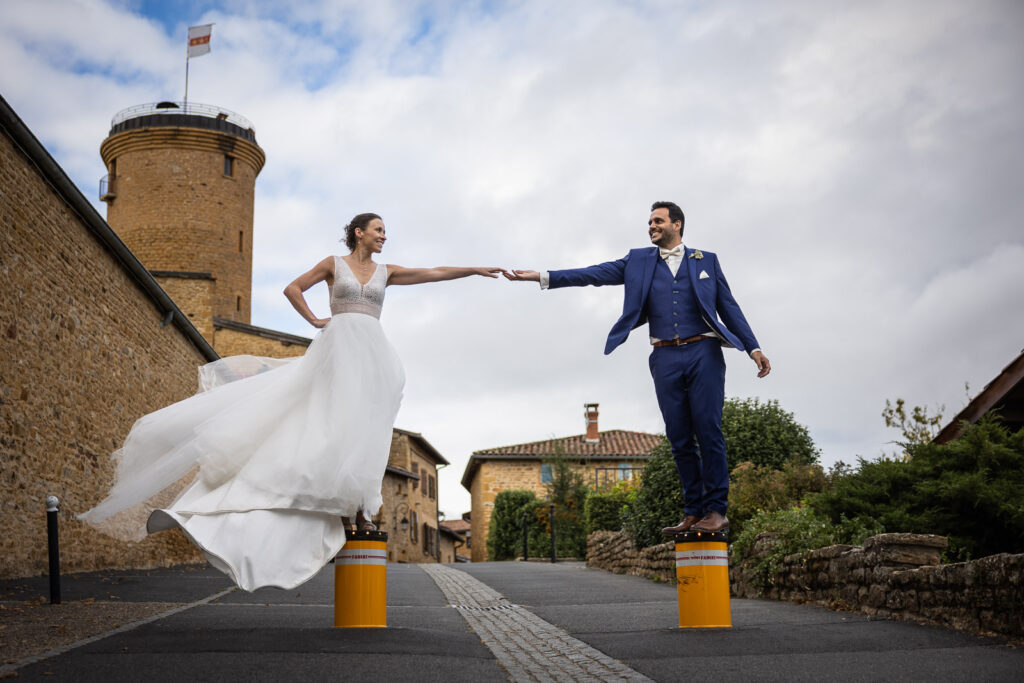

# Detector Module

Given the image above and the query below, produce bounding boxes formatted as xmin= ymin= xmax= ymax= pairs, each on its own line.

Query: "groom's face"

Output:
xmin=648 ymin=208 xmax=681 ymax=247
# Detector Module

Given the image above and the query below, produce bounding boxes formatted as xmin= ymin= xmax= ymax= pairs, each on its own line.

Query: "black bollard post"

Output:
xmin=522 ymin=510 xmax=529 ymax=562
xmin=46 ymin=495 xmax=61 ymax=605
xmin=549 ymin=503 xmax=556 ymax=564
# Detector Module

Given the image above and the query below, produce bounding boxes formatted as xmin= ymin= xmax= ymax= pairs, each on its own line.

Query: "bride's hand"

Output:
xmin=476 ymin=267 xmax=508 ymax=278
xmin=311 ymin=318 xmax=331 ymax=329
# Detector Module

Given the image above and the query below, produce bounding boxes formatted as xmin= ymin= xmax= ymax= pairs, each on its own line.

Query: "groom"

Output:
xmin=507 ymin=201 xmax=769 ymax=534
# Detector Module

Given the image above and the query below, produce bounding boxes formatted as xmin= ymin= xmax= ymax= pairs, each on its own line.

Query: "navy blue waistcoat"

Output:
xmin=646 ymin=259 xmax=711 ymax=340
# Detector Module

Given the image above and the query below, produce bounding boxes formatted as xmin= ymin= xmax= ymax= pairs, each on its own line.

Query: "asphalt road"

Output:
xmin=2 ymin=561 xmax=1021 ymax=682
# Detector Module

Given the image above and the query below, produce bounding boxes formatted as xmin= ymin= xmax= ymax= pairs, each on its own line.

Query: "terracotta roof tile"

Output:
xmin=473 ymin=429 xmax=662 ymax=458
xmin=441 ymin=519 xmax=470 ymax=534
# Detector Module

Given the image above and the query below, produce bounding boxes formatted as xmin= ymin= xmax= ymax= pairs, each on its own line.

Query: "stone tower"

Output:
xmin=99 ymin=101 xmax=265 ymax=338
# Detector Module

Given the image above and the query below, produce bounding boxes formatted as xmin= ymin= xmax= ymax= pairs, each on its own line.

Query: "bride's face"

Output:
xmin=357 ymin=219 xmax=387 ymax=253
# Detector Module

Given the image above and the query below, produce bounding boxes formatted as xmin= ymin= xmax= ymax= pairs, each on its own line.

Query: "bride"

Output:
xmin=80 ymin=212 xmax=503 ymax=591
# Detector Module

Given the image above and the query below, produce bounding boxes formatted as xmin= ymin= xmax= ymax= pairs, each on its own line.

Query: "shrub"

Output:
xmin=722 ymin=397 xmax=819 ymax=470
xmin=811 ymin=416 xmax=1024 ymax=560
xmin=521 ymin=499 xmax=589 ymax=559
xmin=728 ymin=456 xmax=829 ymax=536
xmin=584 ymin=485 xmax=633 ymax=535
xmin=732 ymin=506 xmax=883 ymax=592
xmin=486 ymin=489 xmax=538 ymax=561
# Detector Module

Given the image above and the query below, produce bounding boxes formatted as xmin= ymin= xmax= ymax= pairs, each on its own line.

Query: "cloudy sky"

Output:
xmin=3 ymin=0 xmax=1023 ymax=519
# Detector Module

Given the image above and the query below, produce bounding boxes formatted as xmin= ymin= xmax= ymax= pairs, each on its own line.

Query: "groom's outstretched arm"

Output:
xmin=505 ymin=257 xmax=627 ymax=289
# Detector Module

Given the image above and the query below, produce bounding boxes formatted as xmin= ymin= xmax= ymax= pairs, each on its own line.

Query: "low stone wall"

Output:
xmin=586 ymin=530 xmax=1024 ymax=638
xmin=733 ymin=531 xmax=1024 ymax=637
xmin=586 ymin=530 xmax=674 ymax=582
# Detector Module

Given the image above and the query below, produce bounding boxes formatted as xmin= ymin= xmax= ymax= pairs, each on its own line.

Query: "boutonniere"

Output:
xmin=688 ymin=249 xmax=704 ymax=260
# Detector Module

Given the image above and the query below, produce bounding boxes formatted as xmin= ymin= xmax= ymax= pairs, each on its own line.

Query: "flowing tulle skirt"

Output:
xmin=79 ymin=312 xmax=404 ymax=591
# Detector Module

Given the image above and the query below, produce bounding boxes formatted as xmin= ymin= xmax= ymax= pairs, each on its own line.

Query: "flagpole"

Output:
xmin=184 ymin=32 xmax=190 ymax=112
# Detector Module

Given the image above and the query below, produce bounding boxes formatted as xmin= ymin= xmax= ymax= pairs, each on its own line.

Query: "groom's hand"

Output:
xmin=751 ymin=350 xmax=771 ymax=378
xmin=504 ymin=269 xmax=540 ymax=282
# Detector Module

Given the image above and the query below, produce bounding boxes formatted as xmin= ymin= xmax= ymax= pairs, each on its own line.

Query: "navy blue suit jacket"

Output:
xmin=548 ymin=246 xmax=760 ymax=355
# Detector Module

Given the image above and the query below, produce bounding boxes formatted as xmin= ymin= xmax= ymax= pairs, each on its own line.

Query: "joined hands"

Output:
xmin=503 ymin=270 xmax=540 ymax=282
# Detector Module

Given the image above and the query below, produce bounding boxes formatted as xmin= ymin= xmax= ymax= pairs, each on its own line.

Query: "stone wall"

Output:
xmin=586 ymin=530 xmax=1024 ymax=638
xmin=732 ymin=532 xmax=1024 ymax=637
xmin=211 ymin=322 xmax=309 ymax=359
xmin=586 ymin=530 xmax=675 ymax=581
xmin=1 ymin=119 xmax=209 ymax=579
xmin=154 ymin=274 xmax=215 ymax=342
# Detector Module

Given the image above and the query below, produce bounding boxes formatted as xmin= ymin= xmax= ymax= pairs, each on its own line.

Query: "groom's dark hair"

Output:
xmin=651 ymin=201 xmax=685 ymax=236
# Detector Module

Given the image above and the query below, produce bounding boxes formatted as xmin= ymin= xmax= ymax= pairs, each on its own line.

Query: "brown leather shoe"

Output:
xmin=691 ymin=511 xmax=729 ymax=532
xmin=661 ymin=515 xmax=702 ymax=537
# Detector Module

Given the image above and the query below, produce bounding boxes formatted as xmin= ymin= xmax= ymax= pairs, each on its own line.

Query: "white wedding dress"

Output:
xmin=79 ymin=258 xmax=404 ymax=591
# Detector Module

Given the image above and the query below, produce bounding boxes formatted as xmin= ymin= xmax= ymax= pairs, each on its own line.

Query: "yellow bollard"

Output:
xmin=675 ymin=529 xmax=731 ymax=628
xmin=334 ymin=529 xmax=388 ymax=628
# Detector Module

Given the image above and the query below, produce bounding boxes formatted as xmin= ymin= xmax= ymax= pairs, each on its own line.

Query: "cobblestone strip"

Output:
xmin=420 ymin=564 xmax=652 ymax=683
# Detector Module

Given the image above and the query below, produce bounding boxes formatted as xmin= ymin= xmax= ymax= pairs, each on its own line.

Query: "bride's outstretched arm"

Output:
xmin=284 ymin=256 xmax=334 ymax=328
xmin=386 ymin=266 xmax=507 ymax=286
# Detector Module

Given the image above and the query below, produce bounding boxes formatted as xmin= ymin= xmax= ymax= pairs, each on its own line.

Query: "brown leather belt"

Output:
xmin=652 ymin=335 xmax=711 ymax=348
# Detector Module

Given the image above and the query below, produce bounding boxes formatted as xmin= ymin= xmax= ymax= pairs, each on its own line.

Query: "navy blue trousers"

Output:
xmin=648 ymin=340 xmax=728 ymax=516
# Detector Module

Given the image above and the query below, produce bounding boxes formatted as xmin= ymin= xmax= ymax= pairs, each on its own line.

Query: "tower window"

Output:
xmin=224 ymin=155 xmax=235 ymax=177
xmin=238 ymin=231 xmax=243 ymax=252
xmin=236 ymin=295 xmax=241 ymax=312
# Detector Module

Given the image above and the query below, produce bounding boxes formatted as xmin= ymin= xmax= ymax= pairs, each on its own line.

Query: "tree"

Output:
xmin=881 ymin=397 xmax=944 ymax=449
xmin=811 ymin=415 xmax=1024 ymax=560
xmin=541 ymin=451 xmax=591 ymax=559
xmin=622 ymin=437 xmax=685 ymax=548
xmin=721 ymin=397 xmax=819 ymax=471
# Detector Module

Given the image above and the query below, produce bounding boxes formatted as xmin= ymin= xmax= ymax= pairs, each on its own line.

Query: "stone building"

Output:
xmin=440 ymin=516 xmax=471 ymax=563
xmin=378 ymin=429 xmax=449 ymax=563
xmin=439 ymin=526 xmax=465 ymax=563
xmin=461 ymin=404 xmax=662 ymax=562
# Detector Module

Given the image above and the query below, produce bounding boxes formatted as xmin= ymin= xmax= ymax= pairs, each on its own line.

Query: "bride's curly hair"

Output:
xmin=342 ymin=213 xmax=382 ymax=251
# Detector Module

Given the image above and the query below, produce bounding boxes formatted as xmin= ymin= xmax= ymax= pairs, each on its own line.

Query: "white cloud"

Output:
xmin=3 ymin=0 xmax=1023 ymax=518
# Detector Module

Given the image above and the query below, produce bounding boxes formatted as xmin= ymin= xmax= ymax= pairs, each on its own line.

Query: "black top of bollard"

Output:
xmin=674 ymin=529 xmax=729 ymax=544
xmin=347 ymin=529 xmax=388 ymax=542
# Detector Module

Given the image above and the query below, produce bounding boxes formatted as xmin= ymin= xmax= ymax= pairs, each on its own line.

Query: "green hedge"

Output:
xmin=486 ymin=489 xmax=538 ymax=561
xmin=584 ymin=488 xmax=632 ymax=535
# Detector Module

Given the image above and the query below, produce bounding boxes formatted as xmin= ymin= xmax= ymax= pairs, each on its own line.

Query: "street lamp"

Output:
xmin=393 ymin=501 xmax=410 ymax=536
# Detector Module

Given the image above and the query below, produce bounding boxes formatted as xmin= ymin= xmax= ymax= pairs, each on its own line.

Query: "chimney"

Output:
xmin=584 ymin=403 xmax=600 ymax=443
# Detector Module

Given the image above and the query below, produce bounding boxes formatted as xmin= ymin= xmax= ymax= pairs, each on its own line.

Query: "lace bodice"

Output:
xmin=330 ymin=257 xmax=386 ymax=318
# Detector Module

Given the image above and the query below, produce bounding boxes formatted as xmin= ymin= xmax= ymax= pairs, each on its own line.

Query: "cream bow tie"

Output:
xmin=659 ymin=246 xmax=682 ymax=259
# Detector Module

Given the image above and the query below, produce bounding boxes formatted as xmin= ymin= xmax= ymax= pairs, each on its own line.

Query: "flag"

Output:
xmin=187 ymin=24 xmax=213 ymax=58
